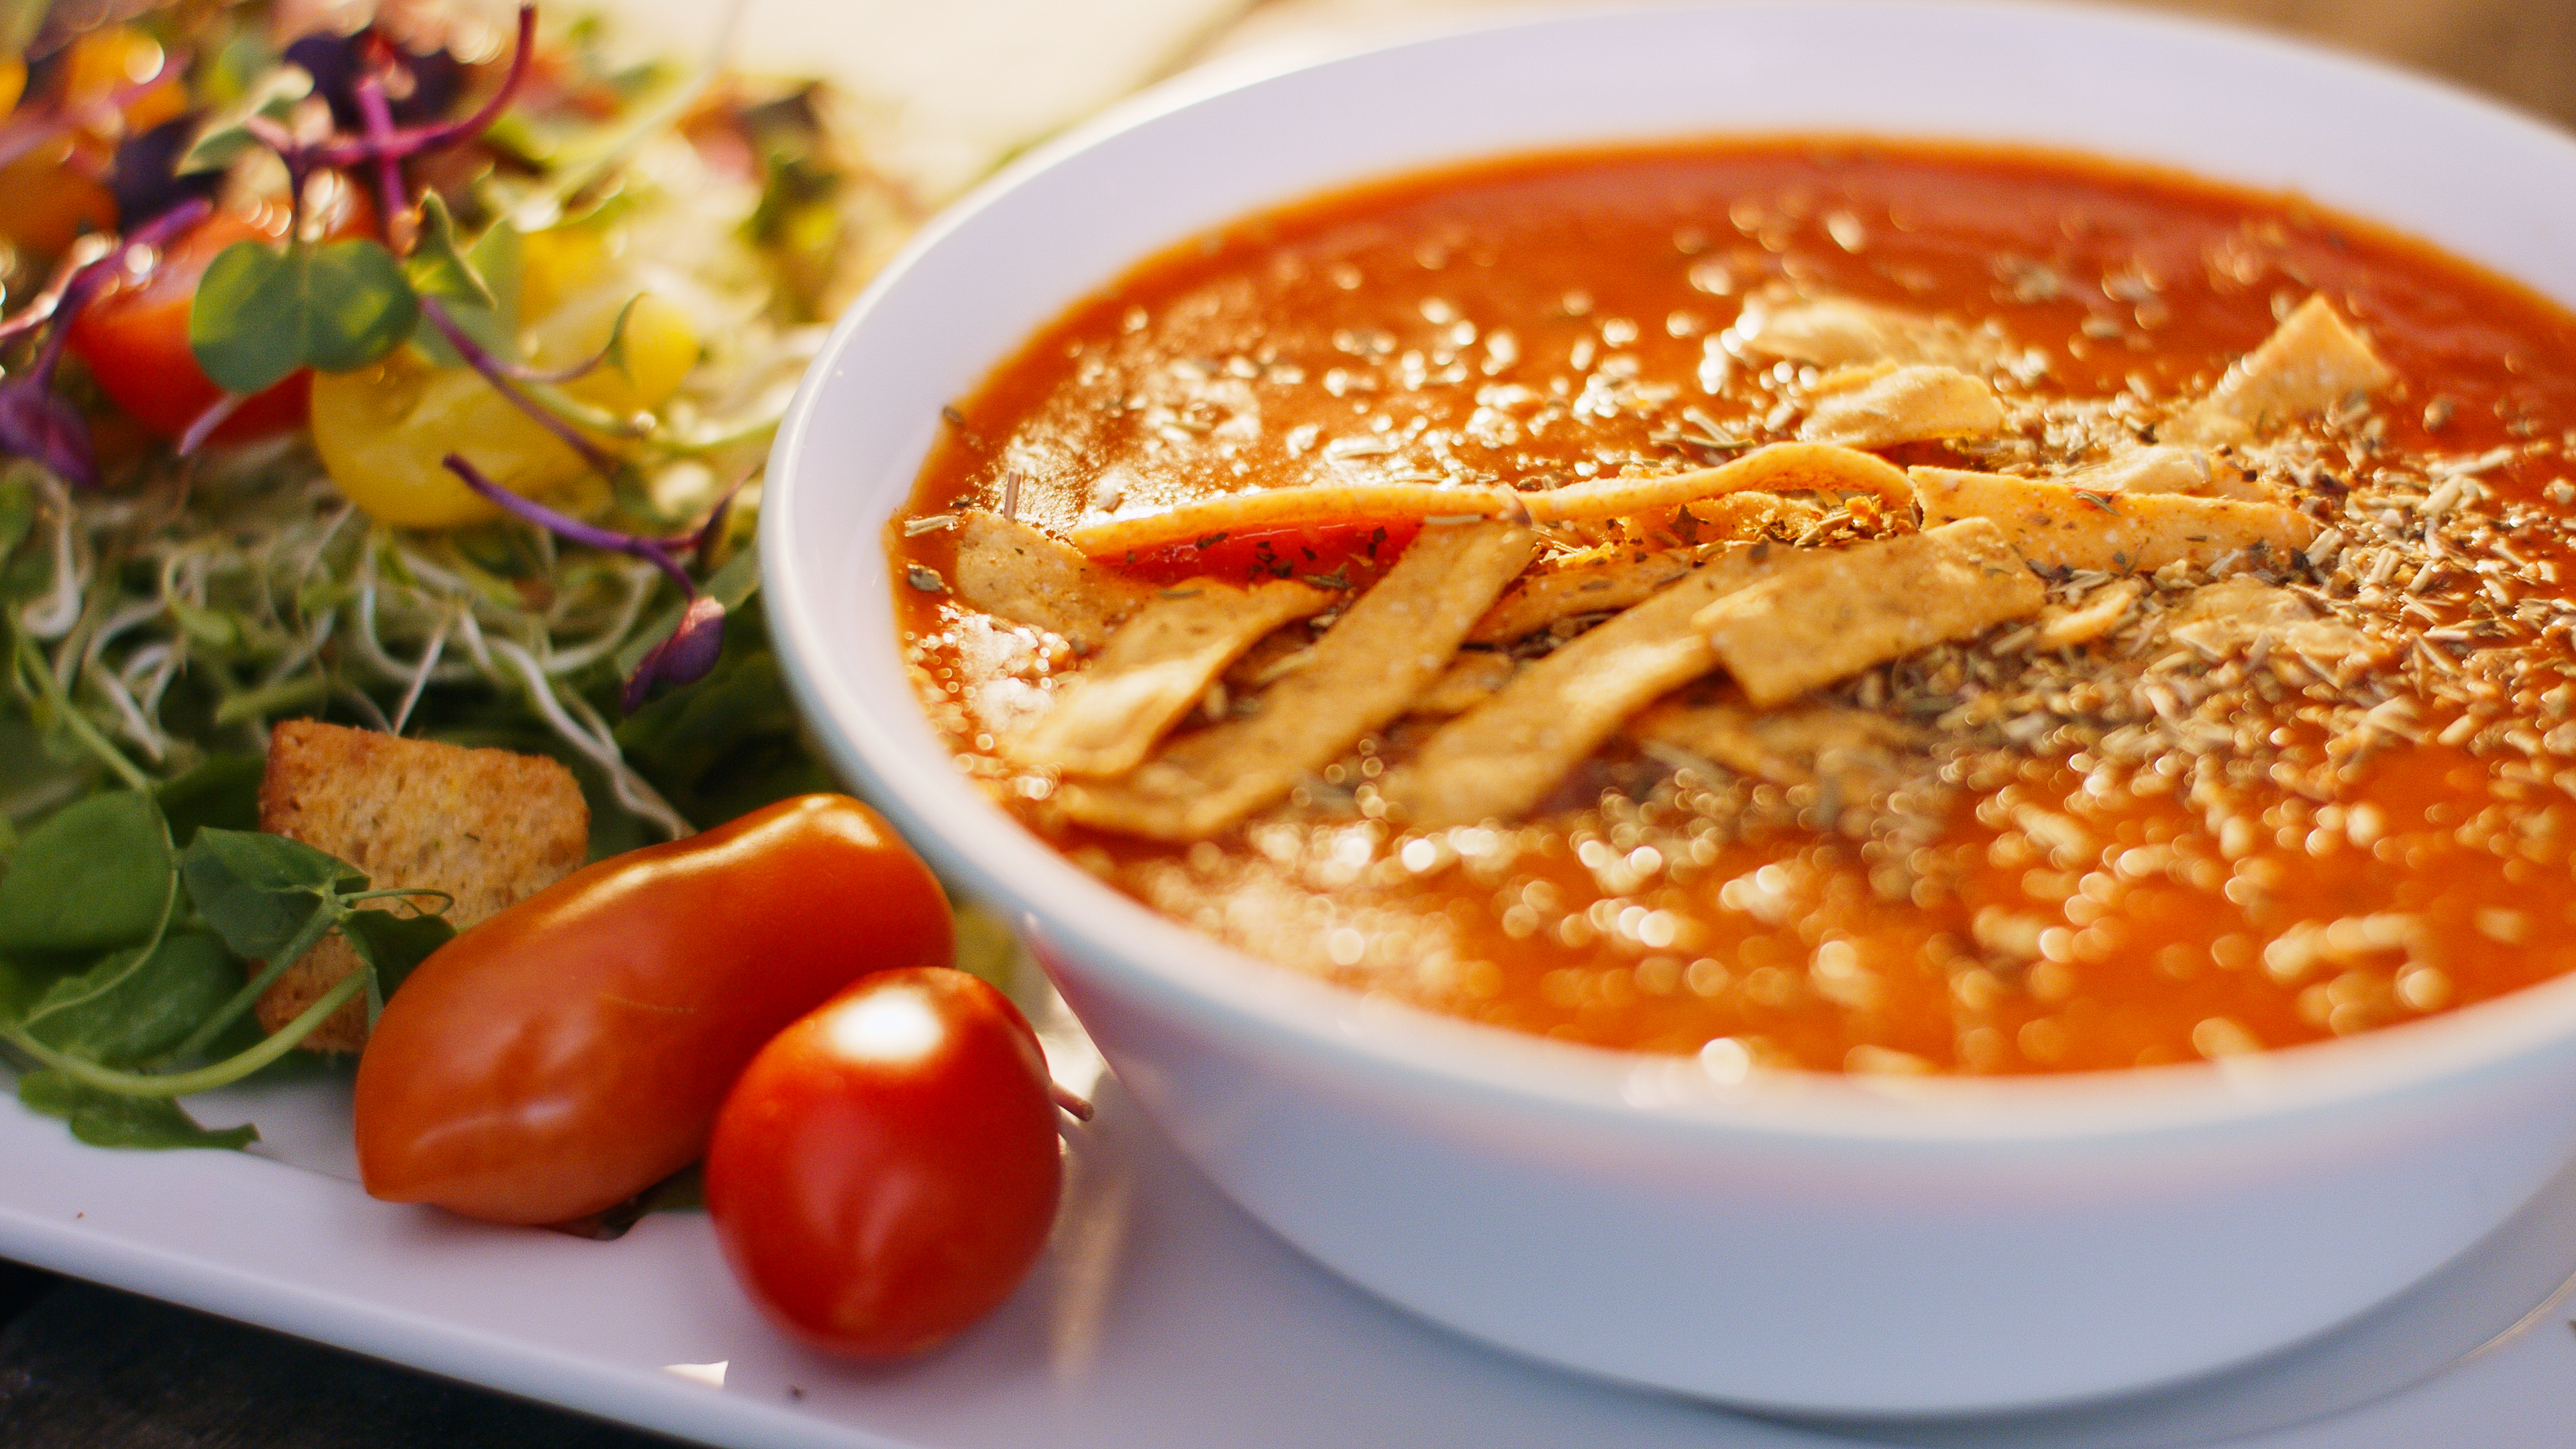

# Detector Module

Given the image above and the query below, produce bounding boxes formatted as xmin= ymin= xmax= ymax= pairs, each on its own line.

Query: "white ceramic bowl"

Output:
xmin=763 ymin=0 xmax=2576 ymax=1417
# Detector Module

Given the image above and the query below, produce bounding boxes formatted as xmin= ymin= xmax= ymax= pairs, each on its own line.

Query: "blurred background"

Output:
xmin=592 ymin=0 xmax=2576 ymax=201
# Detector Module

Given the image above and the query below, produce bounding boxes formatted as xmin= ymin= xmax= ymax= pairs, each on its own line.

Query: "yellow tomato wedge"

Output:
xmin=313 ymin=290 xmax=700 ymax=528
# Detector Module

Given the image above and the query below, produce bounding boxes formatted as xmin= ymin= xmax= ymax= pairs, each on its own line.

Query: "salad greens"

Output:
xmin=0 ymin=0 xmax=916 ymax=1146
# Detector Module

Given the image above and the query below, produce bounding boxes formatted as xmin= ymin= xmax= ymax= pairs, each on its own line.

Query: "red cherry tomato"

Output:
xmin=706 ymin=967 xmax=1062 ymax=1358
xmin=67 ymin=181 xmax=376 ymax=445
xmin=353 ymin=794 xmax=954 ymax=1226
xmin=1108 ymin=518 xmax=1421 ymax=589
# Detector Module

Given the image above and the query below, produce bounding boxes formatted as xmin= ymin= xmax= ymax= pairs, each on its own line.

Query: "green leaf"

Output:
xmin=19 ymin=933 xmax=235 ymax=1065
xmin=0 ymin=792 xmax=173 ymax=954
xmin=614 ymin=543 xmax=761 ymax=681
xmin=405 ymin=195 xmax=496 ymax=311
xmin=155 ymin=755 xmax=264 ymax=847
xmin=190 ymin=239 xmax=421 ymax=394
xmin=339 ymin=908 xmax=453 ymax=1003
xmin=411 ymin=204 xmax=523 ymax=370
xmin=178 ymin=828 xmax=361 ymax=961
xmin=178 ymin=65 xmax=312 ymax=174
xmin=17 ymin=1071 xmax=258 ymax=1150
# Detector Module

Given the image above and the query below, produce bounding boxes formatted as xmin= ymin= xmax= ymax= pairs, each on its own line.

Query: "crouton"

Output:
xmin=255 ymin=720 xmax=590 ymax=1051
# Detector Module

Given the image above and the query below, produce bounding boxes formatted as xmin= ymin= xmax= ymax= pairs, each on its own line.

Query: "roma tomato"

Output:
xmin=706 ymin=968 xmax=1062 ymax=1358
xmin=68 ymin=180 xmax=376 ymax=445
xmin=352 ymin=794 xmax=953 ymax=1225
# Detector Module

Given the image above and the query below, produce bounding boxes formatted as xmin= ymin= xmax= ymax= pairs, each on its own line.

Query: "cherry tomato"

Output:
xmin=67 ymin=179 xmax=377 ymax=445
xmin=353 ymin=794 xmax=953 ymax=1225
xmin=706 ymin=967 xmax=1062 ymax=1357
xmin=0 ymin=28 xmax=181 ymax=256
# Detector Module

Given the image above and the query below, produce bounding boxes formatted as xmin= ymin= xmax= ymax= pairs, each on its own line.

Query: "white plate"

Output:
xmin=9 ymin=974 xmax=2576 ymax=1449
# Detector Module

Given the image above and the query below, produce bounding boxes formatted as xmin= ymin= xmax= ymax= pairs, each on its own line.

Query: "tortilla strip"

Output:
xmin=2165 ymin=295 xmax=2394 ymax=445
xmin=1913 ymin=466 xmax=2318 ymax=575
xmin=1413 ymin=650 xmax=1519 ymax=716
xmin=951 ymin=511 xmax=1153 ymax=652
xmin=1521 ymin=442 xmax=1913 ymax=522
xmin=1004 ymin=579 xmax=1331 ymax=776
xmin=1058 ymin=521 xmax=1539 ymax=839
xmin=2164 ymin=576 xmax=2385 ymax=678
xmin=1383 ymin=545 xmax=1785 ymax=827
xmin=1467 ymin=545 xmax=1709 ymax=644
xmin=1697 ymin=520 xmax=2044 ymax=707
xmin=1735 ymin=295 xmax=1998 ymax=370
xmin=1798 ymin=365 xmax=2006 ymax=449
xmin=2062 ymin=445 xmax=2206 ymax=496
xmin=1630 ymin=692 xmax=1923 ymax=794
xmin=2031 ymin=578 xmax=2145 ymax=650
xmin=1065 ymin=482 xmax=1526 ymax=557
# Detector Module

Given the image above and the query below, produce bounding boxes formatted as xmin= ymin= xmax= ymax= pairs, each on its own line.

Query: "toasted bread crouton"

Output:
xmin=254 ymin=721 xmax=589 ymax=1051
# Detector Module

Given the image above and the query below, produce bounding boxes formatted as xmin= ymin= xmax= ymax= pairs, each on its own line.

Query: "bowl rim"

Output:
xmin=763 ymin=0 xmax=2576 ymax=1150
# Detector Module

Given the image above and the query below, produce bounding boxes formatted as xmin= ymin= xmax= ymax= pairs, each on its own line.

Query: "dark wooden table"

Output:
xmin=8 ymin=1 xmax=2576 ymax=1445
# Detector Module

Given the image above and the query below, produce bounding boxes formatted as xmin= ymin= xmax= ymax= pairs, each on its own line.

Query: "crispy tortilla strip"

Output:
xmin=1058 ymin=522 xmax=1539 ymax=839
xmin=1798 ymin=365 xmax=2006 ymax=449
xmin=2032 ymin=578 xmax=2145 ymax=650
xmin=951 ymin=511 xmax=1153 ymax=652
xmin=1468 ymin=545 xmax=1709 ymax=644
xmin=2165 ymin=576 xmax=2385 ymax=678
xmin=2062 ymin=445 xmax=2206 ymax=496
xmin=1631 ymin=692 xmax=1923 ymax=795
xmin=1064 ymin=482 xmax=1525 ymax=557
xmin=1913 ymin=466 xmax=2318 ymax=575
xmin=1735 ymin=295 xmax=1998 ymax=370
xmin=1004 ymin=578 xmax=1330 ymax=777
xmin=2166 ymin=295 xmax=2394 ymax=445
xmin=1523 ymin=442 xmax=1912 ymax=523
xmin=1413 ymin=649 xmax=1519 ymax=716
xmin=1383 ymin=545 xmax=1784 ymax=826
xmin=1062 ymin=445 xmax=1905 ymax=555
xmin=1697 ymin=520 xmax=2044 ymax=707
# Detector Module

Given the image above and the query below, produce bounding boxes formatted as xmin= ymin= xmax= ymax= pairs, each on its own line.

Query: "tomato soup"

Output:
xmin=890 ymin=140 xmax=2576 ymax=1075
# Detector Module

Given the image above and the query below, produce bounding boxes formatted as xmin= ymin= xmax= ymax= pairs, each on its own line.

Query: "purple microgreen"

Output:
xmin=110 ymin=115 xmax=227 ymax=229
xmin=419 ymin=296 xmax=624 ymax=478
xmin=305 ymin=6 xmax=535 ymax=170
xmin=622 ymin=594 xmax=725 ymax=710
xmin=440 ymin=453 xmax=733 ymax=706
xmin=441 ymin=453 xmax=691 ymax=591
xmin=283 ymin=28 xmax=465 ymax=132
xmin=0 ymin=236 xmax=114 ymax=349
xmin=176 ymin=393 xmax=250 ymax=457
xmin=351 ymin=72 xmax=413 ymax=254
xmin=0 ymin=380 xmax=99 ymax=488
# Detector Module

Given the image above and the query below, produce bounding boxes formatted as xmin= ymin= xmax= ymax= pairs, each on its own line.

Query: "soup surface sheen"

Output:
xmin=892 ymin=140 xmax=2576 ymax=1075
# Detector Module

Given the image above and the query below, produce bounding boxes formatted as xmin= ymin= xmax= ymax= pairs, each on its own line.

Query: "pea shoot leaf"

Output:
xmin=340 ymin=908 xmax=453 ymax=1004
xmin=176 ymin=65 xmax=314 ymax=175
xmin=178 ymin=828 xmax=362 ymax=961
xmin=409 ymin=198 xmax=522 ymax=370
xmin=19 ymin=933 xmax=235 ymax=1065
xmin=154 ymin=754 xmax=264 ymax=847
xmin=0 ymin=792 xmax=173 ymax=954
xmin=190 ymin=237 xmax=421 ymax=395
xmin=16 ymin=1071 xmax=258 ymax=1150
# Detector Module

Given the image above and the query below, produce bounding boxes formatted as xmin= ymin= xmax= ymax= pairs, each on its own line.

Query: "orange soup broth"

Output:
xmin=895 ymin=139 xmax=2576 ymax=1075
